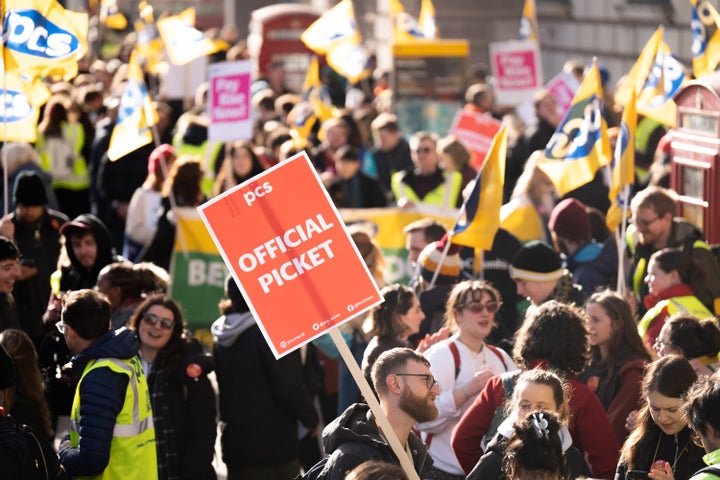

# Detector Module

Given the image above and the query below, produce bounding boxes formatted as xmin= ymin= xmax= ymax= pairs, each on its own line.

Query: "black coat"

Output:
xmin=213 ymin=315 xmax=318 ymax=468
xmin=317 ymin=403 xmax=432 ymax=480
xmin=467 ymin=431 xmax=591 ymax=480
xmin=327 ymin=172 xmax=388 ymax=208
xmin=10 ymin=208 xmax=68 ymax=342
xmin=147 ymin=337 xmax=217 ymax=480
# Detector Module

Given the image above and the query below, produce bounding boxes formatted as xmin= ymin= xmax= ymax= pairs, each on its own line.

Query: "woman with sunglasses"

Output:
xmin=130 ymin=294 xmax=217 ymax=480
xmin=415 ymin=280 xmax=518 ymax=480
xmin=579 ymin=289 xmax=651 ymax=444
xmin=616 ymin=355 xmax=705 ymax=480
xmin=453 ymin=301 xmax=620 ymax=479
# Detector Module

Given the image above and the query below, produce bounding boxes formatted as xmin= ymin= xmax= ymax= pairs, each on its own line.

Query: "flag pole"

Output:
xmin=150 ymin=123 xmax=189 ymax=260
xmin=2 ymin=51 xmax=8 ymax=218
xmin=428 ymin=202 xmax=467 ymax=289
xmin=616 ymin=184 xmax=631 ymax=294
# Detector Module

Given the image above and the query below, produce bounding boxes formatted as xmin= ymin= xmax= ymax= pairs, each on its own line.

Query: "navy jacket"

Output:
xmin=58 ymin=328 xmax=139 ymax=477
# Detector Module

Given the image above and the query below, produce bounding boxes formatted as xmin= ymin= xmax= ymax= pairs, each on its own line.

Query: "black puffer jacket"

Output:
xmin=316 ymin=403 xmax=432 ymax=480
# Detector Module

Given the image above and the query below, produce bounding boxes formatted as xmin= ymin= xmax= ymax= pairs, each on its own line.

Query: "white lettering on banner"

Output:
xmin=243 ymin=181 xmax=273 ymax=205
xmin=237 ymin=213 xmax=335 ymax=271
xmin=188 ymin=260 xmax=228 ymax=287
xmin=6 ymin=11 xmax=75 ymax=58
xmin=257 ymin=239 xmax=335 ymax=293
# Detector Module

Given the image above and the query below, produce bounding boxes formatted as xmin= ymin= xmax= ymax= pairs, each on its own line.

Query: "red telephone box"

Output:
xmin=671 ymin=72 xmax=720 ymax=244
xmin=247 ymin=4 xmax=322 ymax=94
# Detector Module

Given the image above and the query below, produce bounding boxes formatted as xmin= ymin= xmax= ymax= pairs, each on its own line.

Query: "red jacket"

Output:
xmin=451 ymin=368 xmax=621 ymax=478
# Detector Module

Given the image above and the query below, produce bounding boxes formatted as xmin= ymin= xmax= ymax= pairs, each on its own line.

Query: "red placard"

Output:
xmin=449 ymin=110 xmax=503 ymax=168
xmin=198 ymin=152 xmax=383 ymax=358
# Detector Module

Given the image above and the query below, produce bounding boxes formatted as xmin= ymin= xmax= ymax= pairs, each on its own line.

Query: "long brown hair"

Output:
xmin=586 ymin=289 xmax=650 ymax=376
xmin=0 ymin=329 xmax=53 ymax=437
xmin=162 ymin=155 xmax=205 ymax=206
xmin=620 ymin=355 xmax=698 ymax=471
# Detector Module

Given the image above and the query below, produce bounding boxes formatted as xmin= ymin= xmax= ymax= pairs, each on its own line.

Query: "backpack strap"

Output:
xmin=448 ymin=340 xmax=461 ymax=379
xmin=485 ymin=344 xmax=508 ymax=371
xmin=425 ymin=340 xmax=461 ymax=449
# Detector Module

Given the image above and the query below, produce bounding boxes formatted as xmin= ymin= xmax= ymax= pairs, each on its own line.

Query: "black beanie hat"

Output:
xmin=13 ymin=171 xmax=48 ymax=207
xmin=509 ymin=240 xmax=563 ymax=282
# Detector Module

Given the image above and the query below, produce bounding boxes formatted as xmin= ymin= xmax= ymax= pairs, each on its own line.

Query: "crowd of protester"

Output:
xmin=1 ymin=26 xmax=720 ymax=480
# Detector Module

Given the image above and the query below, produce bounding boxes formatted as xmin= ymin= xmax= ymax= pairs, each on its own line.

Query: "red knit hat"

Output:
xmin=548 ymin=198 xmax=591 ymax=243
xmin=148 ymin=144 xmax=176 ymax=175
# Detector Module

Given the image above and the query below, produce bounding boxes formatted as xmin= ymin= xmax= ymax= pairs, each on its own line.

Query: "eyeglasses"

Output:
xmin=56 ymin=322 xmax=67 ymax=334
xmin=395 ymin=373 xmax=438 ymax=390
xmin=633 ymin=216 xmax=660 ymax=229
xmin=463 ymin=302 xmax=500 ymax=314
xmin=142 ymin=313 xmax=175 ymax=330
xmin=414 ymin=147 xmax=433 ymax=154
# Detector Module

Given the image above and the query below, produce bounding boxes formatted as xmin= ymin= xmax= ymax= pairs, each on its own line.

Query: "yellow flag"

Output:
xmin=615 ymin=27 xmax=687 ymax=127
xmin=157 ymin=8 xmax=229 ymax=66
xmin=691 ymin=0 xmax=720 ymax=78
xmin=539 ymin=63 xmax=611 ymax=196
xmin=390 ymin=0 xmax=427 ymax=43
xmin=107 ymin=53 xmax=159 ymax=161
xmin=519 ymin=0 xmax=539 ymax=43
xmin=419 ymin=0 xmax=439 ymax=39
xmin=307 ymin=58 xmax=338 ymax=124
xmin=100 ymin=0 xmax=127 ymax=30
xmin=0 ymin=73 xmax=44 ymax=142
xmin=451 ymin=126 xmax=507 ymax=250
xmin=3 ymin=0 xmax=88 ymax=81
xmin=134 ymin=1 xmax=167 ymax=75
xmin=606 ymin=87 xmax=637 ymax=232
xmin=301 ymin=0 xmax=362 ymax=54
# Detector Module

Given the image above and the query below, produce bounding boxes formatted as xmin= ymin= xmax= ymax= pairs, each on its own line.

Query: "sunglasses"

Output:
xmin=395 ymin=373 xmax=438 ymax=390
xmin=463 ymin=302 xmax=500 ymax=314
xmin=143 ymin=312 xmax=175 ymax=330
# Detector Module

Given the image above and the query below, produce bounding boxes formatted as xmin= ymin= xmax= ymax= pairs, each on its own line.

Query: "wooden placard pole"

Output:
xmin=327 ymin=327 xmax=420 ymax=480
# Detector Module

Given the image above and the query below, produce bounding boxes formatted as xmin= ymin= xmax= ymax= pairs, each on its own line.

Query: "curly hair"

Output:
xmin=620 ymin=355 xmax=697 ymax=473
xmin=370 ymin=284 xmax=417 ymax=339
xmin=504 ymin=411 xmax=570 ymax=480
xmin=513 ymin=301 xmax=590 ymax=375
xmin=129 ymin=294 xmax=188 ymax=374
xmin=444 ymin=279 xmax=501 ymax=334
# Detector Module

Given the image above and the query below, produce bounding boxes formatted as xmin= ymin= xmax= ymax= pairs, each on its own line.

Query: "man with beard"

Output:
xmin=313 ymin=348 xmax=438 ymax=479
xmin=626 ymin=186 xmax=720 ymax=315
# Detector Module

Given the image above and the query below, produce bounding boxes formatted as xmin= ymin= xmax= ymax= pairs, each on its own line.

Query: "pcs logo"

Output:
xmin=4 ymin=10 xmax=81 ymax=59
xmin=1 ymin=90 xmax=32 ymax=123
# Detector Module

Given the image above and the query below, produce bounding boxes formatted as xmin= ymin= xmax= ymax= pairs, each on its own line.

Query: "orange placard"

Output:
xmin=449 ymin=110 xmax=502 ymax=169
xmin=198 ymin=152 xmax=383 ymax=358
